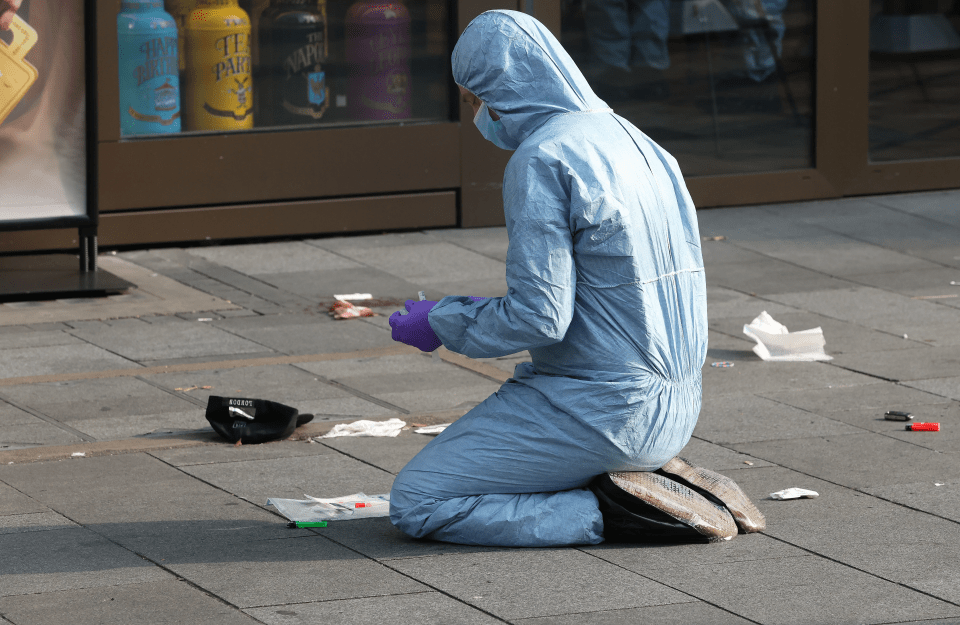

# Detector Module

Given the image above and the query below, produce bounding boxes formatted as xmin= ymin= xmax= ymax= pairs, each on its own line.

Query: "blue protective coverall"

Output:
xmin=389 ymin=10 xmax=707 ymax=547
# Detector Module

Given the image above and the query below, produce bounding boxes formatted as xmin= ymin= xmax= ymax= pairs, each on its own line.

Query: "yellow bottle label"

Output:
xmin=184 ymin=6 xmax=253 ymax=130
xmin=0 ymin=15 xmax=39 ymax=126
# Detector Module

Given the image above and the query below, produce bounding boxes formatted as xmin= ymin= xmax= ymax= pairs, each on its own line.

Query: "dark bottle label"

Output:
xmin=258 ymin=13 xmax=328 ymax=126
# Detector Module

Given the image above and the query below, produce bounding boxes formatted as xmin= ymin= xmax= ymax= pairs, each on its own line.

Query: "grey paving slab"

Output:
xmin=905 ymin=377 xmax=960 ymax=402
xmin=706 ymin=259 xmax=858 ymax=295
xmin=0 ymin=377 xmax=197 ymax=423
xmin=308 ymin=230 xmax=442 ymax=252
xmin=727 ymin=467 xmax=960 ymax=604
xmin=587 ymin=531 xmax=804 ymax=573
xmin=705 ymin=286 xmax=799 ymax=322
xmin=0 ymin=329 xmax=82 ymax=350
xmin=701 ymin=359 xmax=878 ymax=397
xmin=178 ymin=450 xmax=396 ymax=504
xmin=759 ymin=381 xmax=949 ymax=416
xmin=187 ymin=241 xmax=363 ymax=275
xmin=732 ymin=432 xmax=960 ymax=489
xmin=386 ymin=549 xmax=692 ymax=621
xmin=696 ymin=203 xmax=832 ymax=242
xmin=0 ymin=481 xmax=49 ymax=516
xmin=514 ymin=601 xmax=753 ymax=625
xmin=711 ymin=311 xmax=917 ymax=355
xmin=425 ymin=227 xmax=509 ymax=261
xmin=768 ymin=287 xmax=960 ymax=340
xmin=0 ymin=579 xmax=260 ymax=625
xmin=322 ymin=242 xmax=509 ymax=290
xmin=724 ymin=235 xmax=943 ymax=278
xmin=872 ymin=190 xmax=960 ymax=229
xmin=0 ymin=414 xmax=84 ymax=449
xmin=245 ymin=591 xmax=503 ymax=625
xmin=701 ymin=240 xmax=772 ymax=265
xmin=0 ymin=527 xmax=171 ymax=597
xmin=211 ymin=313 xmax=394 ymax=355
xmin=298 ymin=354 xmax=501 ymax=414
xmin=65 ymin=410 xmax=207 ymax=441
xmin=677 ymin=437 xmax=776 ymax=469
xmin=644 ymin=554 xmax=960 ymax=625
xmin=170 ymin=534 xmax=426 ymax=609
xmin=848 ymin=267 xmax=960 ymax=299
xmin=295 ymin=395 xmax=401 ymax=421
xmin=0 ymin=510 xmax=77 ymax=534
xmin=318 ymin=431 xmax=433 ymax=475
xmin=67 ymin=317 xmax=269 ymax=363
xmin=0 ymin=453 xmax=278 ymax=528
xmin=695 ymin=394 xmax=863 ymax=444
xmin=832 ymin=346 xmax=960 ymax=382
xmin=281 ymin=266 xmax=425 ymax=303
xmin=0 ymin=343 xmax=137 ymax=379
xmin=317 ymin=516 xmax=508 ymax=561
xmin=150 ymin=440 xmax=337 ymax=467
xmin=864 ymin=481 xmax=960 ymax=524
xmin=144 ymin=363 xmax=354 ymax=405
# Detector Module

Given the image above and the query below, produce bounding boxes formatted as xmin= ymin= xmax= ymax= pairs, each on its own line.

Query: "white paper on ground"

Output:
xmin=317 ymin=418 xmax=406 ymax=439
xmin=266 ymin=492 xmax=391 ymax=522
xmin=333 ymin=293 xmax=373 ymax=301
xmin=743 ymin=311 xmax=832 ymax=362
xmin=414 ymin=423 xmax=451 ymax=435
xmin=769 ymin=487 xmax=820 ymax=500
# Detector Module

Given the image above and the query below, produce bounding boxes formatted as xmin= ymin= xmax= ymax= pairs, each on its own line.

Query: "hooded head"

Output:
xmin=452 ymin=10 xmax=606 ymax=150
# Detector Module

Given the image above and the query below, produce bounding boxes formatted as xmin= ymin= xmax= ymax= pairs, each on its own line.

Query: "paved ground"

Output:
xmin=1 ymin=189 xmax=959 ymax=625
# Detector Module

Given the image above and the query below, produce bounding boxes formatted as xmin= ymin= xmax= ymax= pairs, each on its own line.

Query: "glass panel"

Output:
xmin=0 ymin=0 xmax=88 ymax=222
xmin=561 ymin=0 xmax=815 ymax=176
xmin=869 ymin=0 xmax=960 ymax=162
xmin=116 ymin=0 xmax=452 ymax=138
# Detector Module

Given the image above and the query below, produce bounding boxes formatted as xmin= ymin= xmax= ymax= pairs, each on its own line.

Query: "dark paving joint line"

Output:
xmin=0 ymin=391 xmax=96 ymax=443
xmin=290 ymin=366 xmax=411 ymax=416
xmin=576 ymin=547 xmax=765 ymax=625
xmin=135 ymin=376 xmax=210 ymax=409
xmin=310 ymin=532 xmax=515 ymax=625
xmin=0 ymin=346 xmax=418 ymax=388
xmin=761 ymin=531 xmax=960 ymax=610
xmin=316 ymin=441 xmax=403 ymax=477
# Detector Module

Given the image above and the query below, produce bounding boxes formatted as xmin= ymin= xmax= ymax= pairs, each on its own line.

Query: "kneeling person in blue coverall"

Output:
xmin=388 ymin=10 xmax=764 ymax=547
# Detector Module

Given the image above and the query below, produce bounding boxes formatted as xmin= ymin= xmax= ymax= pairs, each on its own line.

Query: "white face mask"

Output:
xmin=473 ymin=101 xmax=518 ymax=150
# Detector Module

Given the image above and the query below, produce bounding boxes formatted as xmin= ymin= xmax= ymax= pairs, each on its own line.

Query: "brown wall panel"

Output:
xmin=1 ymin=192 xmax=456 ymax=252
xmin=99 ymin=124 xmax=460 ymax=211
xmin=687 ymin=170 xmax=837 ymax=209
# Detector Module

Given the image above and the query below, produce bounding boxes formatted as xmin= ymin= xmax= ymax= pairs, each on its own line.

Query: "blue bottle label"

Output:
xmin=118 ymin=13 xmax=181 ymax=136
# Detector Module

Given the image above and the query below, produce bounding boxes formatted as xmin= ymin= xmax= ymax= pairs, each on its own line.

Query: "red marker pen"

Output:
xmin=905 ymin=422 xmax=940 ymax=431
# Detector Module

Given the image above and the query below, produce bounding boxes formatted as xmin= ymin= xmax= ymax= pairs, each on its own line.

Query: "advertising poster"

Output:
xmin=0 ymin=0 xmax=87 ymax=224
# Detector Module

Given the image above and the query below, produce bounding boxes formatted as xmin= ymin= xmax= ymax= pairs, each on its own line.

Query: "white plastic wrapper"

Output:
xmin=266 ymin=493 xmax=391 ymax=522
xmin=414 ymin=424 xmax=451 ymax=435
xmin=769 ymin=488 xmax=820 ymax=500
xmin=743 ymin=311 xmax=832 ymax=362
xmin=317 ymin=418 xmax=406 ymax=439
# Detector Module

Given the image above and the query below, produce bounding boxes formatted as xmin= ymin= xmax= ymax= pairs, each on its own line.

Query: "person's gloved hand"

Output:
xmin=389 ymin=299 xmax=442 ymax=352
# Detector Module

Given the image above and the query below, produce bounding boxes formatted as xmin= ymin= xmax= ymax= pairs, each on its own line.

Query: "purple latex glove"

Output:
xmin=389 ymin=299 xmax=442 ymax=352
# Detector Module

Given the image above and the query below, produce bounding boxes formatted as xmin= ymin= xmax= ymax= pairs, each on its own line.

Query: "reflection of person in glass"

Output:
xmin=0 ymin=0 xmax=89 ymax=221
xmin=582 ymin=0 xmax=788 ymax=102
xmin=0 ymin=0 xmax=23 ymax=31
xmin=583 ymin=0 xmax=671 ymax=101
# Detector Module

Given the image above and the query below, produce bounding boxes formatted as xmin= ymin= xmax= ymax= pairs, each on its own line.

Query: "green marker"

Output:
xmin=287 ymin=521 xmax=328 ymax=528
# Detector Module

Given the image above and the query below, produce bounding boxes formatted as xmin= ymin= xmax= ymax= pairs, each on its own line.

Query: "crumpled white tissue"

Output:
xmin=317 ymin=418 xmax=406 ymax=439
xmin=414 ymin=423 xmax=451 ymax=435
xmin=769 ymin=488 xmax=820 ymax=500
xmin=743 ymin=311 xmax=832 ymax=362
